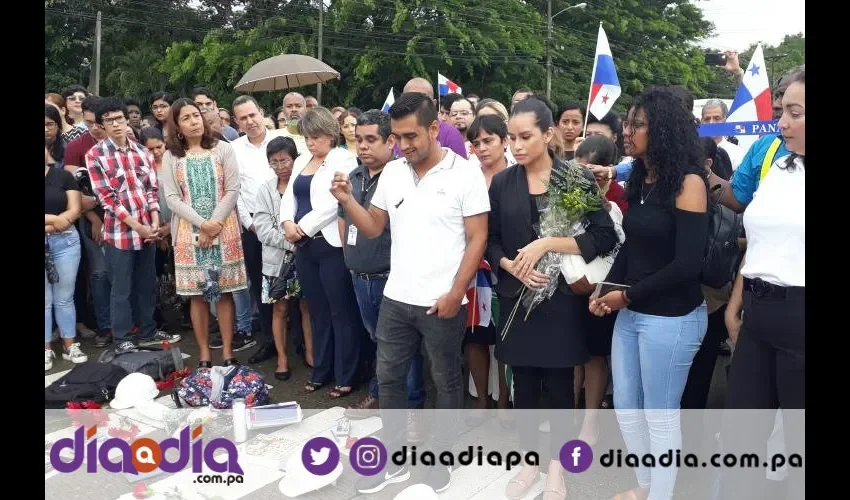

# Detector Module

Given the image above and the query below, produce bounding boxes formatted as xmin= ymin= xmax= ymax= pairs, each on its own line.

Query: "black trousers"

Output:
xmin=681 ymin=305 xmax=728 ymax=410
xmin=513 ymin=366 xmax=575 ymax=457
xmin=295 ymin=237 xmax=365 ymax=387
xmin=720 ymin=286 xmax=805 ymax=500
xmin=241 ymin=228 xmax=273 ymax=344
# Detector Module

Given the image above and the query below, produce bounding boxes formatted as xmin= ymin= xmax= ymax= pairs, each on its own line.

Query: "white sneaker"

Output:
xmin=62 ymin=343 xmax=88 ymax=364
xmin=45 ymin=349 xmax=55 ymax=371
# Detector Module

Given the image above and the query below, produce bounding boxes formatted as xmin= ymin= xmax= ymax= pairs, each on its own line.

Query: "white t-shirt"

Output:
xmin=740 ymin=155 xmax=805 ymax=287
xmin=370 ymin=149 xmax=490 ymax=307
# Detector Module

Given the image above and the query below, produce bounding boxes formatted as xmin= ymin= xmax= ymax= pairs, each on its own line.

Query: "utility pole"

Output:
xmin=546 ymin=0 xmax=552 ymax=100
xmin=90 ymin=11 xmax=102 ymax=95
xmin=316 ymin=0 xmax=323 ymax=105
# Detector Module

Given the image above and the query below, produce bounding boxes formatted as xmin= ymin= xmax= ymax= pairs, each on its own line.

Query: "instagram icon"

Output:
xmin=349 ymin=437 xmax=387 ymax=476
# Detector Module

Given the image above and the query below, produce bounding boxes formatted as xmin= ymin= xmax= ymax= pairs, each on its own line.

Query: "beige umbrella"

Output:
xmin=234 ymin=54 xmax=340 ymax=92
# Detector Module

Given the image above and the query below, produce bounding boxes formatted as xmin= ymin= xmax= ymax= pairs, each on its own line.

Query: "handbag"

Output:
xmin=268 ymin=250 xmax=297 ymax=301
xmin=560 ymin=202 xmax=626 ymax=295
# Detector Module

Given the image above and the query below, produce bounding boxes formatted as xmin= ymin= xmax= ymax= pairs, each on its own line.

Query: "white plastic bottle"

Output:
xmin=232 ymin=398 xmax=248 ymax=443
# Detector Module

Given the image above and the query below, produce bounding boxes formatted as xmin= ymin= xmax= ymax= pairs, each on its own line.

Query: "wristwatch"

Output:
xmin=607 ymin=167 xmax=614 ymax=180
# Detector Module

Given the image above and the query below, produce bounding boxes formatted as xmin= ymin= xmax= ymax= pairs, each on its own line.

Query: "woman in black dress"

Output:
xmin=487 ymin=97 xmax=617 ymax=500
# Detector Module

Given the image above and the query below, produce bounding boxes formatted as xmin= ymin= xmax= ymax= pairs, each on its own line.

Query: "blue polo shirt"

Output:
xmin=730 ymin=134 xmax=788 ymax=207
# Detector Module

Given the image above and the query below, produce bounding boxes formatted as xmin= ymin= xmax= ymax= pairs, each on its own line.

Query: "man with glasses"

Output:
xmin=191 ymin=87 xmax=239 ymax=141
xmin=149 ymin=92 xmax=172 ymax=132
xmin=84 ymin=97 xmax=180 ymax=355
xmin=449 ymin=97 xmax=476 ymax=158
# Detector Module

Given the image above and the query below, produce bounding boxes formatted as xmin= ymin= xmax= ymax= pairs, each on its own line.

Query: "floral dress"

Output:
xmin=172 ymin=150 xmax=247 ymax=296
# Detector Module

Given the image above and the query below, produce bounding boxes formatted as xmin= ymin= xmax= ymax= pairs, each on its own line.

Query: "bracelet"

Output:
xmin=622 ymin=289 xmax=631 ymax=304
xmin=607 ymin=167 xmax=614 ymax=180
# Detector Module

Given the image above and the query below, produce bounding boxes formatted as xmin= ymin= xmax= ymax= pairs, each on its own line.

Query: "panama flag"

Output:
xmin=587 ymin=24 xmax=621 ymax=120
xmin=466 ymin=260 xmax=497 ymax=331
xmin=726 ymin=44 xmax=773 ymax=123
xmin=381 ymin=88 xmax=395 ymax=112
xmin=438 ymin=73 xmax=462 ymax=96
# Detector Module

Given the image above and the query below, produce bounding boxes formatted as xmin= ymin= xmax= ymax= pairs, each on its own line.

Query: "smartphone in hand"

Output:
xmin=591 ymin=281 xmax=631 ymax=298
xmin=704 ymin=52 xmax=727 ymax=66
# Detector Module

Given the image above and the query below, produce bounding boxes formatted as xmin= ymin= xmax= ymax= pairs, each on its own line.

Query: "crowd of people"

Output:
xmin=45 ymin=55 xmax=804 ymax=499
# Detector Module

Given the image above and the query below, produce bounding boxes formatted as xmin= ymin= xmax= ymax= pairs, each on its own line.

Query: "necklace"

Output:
xmin=640 ymin=182 xmax=656 ymax=205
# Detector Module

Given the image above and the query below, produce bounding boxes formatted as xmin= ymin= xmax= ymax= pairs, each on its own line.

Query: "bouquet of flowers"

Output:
xmin=501 ymin=160 xmax=604 ymax=339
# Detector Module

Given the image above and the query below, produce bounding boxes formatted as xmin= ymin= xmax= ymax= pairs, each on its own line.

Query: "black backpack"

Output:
xmin=701 ymin=185 xmax=744 ymax=288
xmin=45 ymin=363 xmax=128 ymax=409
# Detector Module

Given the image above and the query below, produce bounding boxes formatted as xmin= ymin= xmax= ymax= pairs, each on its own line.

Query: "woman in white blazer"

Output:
xmin=280 ymin=107 xmax=367 ymax=399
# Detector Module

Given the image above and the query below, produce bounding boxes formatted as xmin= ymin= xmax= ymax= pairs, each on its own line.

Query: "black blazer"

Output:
xmin=485 ymin=157 xmax=619 ymax=298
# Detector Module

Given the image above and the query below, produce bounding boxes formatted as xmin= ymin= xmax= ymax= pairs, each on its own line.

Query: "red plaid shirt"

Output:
xmin=85 ymin=137 xmax=160 ymax=250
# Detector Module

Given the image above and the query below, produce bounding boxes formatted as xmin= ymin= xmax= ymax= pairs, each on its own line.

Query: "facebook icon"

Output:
xmin=560 ymin=440 xmax=593 ymax=473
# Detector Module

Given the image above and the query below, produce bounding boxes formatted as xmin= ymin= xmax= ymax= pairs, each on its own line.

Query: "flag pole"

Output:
xmin=582 ymin=21 xmax=603 ymax=139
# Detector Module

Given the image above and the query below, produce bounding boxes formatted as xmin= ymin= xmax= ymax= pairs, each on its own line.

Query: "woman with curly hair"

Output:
xmin=590 ymin=88 xmax=709 ymax=500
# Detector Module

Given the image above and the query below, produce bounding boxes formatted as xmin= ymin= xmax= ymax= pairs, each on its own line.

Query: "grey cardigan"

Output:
xmin=159 ymin=142 xmax=241 ymax=242
xmin=254 ymin=177 xmax=293 ymax=277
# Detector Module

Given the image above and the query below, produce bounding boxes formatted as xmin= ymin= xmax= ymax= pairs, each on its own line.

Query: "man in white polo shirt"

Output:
xmin=331 ymin=92 xmax=489 ymax=494
xmin=231 ymin=95 xmax=289 ymax=364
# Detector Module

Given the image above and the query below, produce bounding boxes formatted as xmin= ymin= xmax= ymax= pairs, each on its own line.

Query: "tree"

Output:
xmin=545 ymin=0 xmax=716 ymax=112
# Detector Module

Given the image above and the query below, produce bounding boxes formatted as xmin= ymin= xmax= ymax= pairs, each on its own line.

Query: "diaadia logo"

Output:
xmin=49 ymin=425 xmax=244 ymax=475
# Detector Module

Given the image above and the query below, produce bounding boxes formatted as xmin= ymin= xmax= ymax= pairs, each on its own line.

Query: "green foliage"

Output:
xmin=44 ymin=0 xmax=803 ymax=114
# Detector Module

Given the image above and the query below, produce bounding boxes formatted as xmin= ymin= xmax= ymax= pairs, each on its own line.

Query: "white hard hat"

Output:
xmin=110 ymin=373 xmax=159 ymax=410
xmin=394 ymin=484 xmax=439 ymax=500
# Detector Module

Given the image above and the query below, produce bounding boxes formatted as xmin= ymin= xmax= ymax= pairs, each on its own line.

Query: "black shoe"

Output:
xmin=138 ymin=330 xmax=182 ymax=347
xmin=198 ymin=360 xmax=212 ymax=368
xmin=275 ymin=371 xmax=291 ymax=381
xmin=248 ymin=343 xmax=276 ymax=364
xmin=355 ymin=464 xmax=410 ymax=494
xmin=209 ymin=332 xmax=223 ymax=349
xmin=93 ymin=334 xmax=113 ymax=348
xmin=223 ymin=358 xmax=240 ymax=367
xmin=232 ymin=331 xmax=258 ymax=352
xmin=425 ymin=465 xmax=452 ymax=493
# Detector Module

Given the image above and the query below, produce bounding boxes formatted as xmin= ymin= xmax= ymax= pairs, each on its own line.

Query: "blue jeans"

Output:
xmin=612 ymin=303 xmax=707 ymax=500
xmin=45 ymin=230 xmax=82 ymax=344
xmin=233 ymin=288 xmax=252 ymax=332
xmin=104 ymin=244 xmax=158 ymax=343
xmin=352 ymin=275 xmax=425 ymax=407
xmin=79 ymin=217 xmax=111 ymax=333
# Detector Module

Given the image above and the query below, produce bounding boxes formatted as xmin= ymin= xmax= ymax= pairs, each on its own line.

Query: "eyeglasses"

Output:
xmin=269 ymin=159 xmax=293 ymax=168
xmin=67 ymin=95 xmax=86 ymax=102
xmin=102 ymin=115 xmax=127 ymax=126
xmin=450 ymin=111 xmax=473 ymax=117
xmin=622 ymin=120 xmax=647 ymax=131
xmin=151 ymin=104 xmax=170 ymax=111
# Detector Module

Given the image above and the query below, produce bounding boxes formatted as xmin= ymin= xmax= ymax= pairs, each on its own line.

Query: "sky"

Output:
xmin=696 ymin=0 xmax=806 ymax=51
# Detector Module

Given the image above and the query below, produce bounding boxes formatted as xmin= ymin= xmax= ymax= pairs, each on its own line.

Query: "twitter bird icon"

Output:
xmin=301 ymin=437 xmax=340 ymax=476
xmin=310 ymin=447 xmax=331 ymax=465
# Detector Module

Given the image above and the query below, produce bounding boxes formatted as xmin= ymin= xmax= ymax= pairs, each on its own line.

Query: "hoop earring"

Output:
xmin=177 ymin=132 xmax=184 ymax=140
